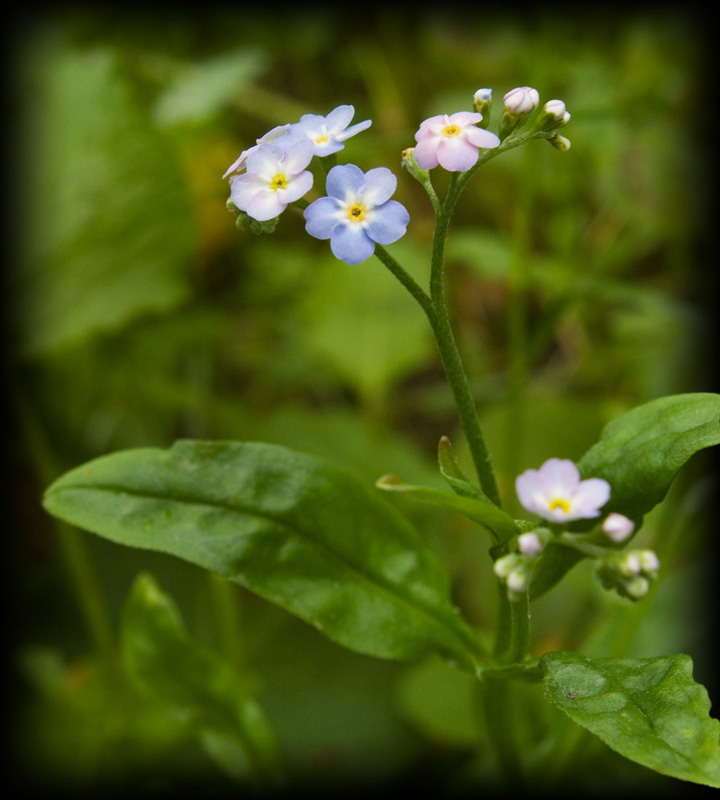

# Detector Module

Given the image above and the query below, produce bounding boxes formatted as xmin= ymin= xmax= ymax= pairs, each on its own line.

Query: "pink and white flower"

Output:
xmin=229 ymin=140 xmax=314 ymax=221
xmin=515 ymin=458 xmax=610 ymax=523
xmin=413 ymin=111 xmax=500 ymax=172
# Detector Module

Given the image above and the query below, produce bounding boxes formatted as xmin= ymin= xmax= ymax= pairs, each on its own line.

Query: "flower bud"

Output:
xmin=503 ymin=86 xmax=539 ymax=115
xmin=507 ymin=567 xmax=529 ymax=594
xmin=473 ymin=88 xmax=493 ymax=128
xmin=549 ymin=135 xmax=571 ymax=152
xmin=498 ymin=86 xmax=539 ymax=140
xmin=618 ymin=552 xmax=642 ymax=576
xmin=638 ymin=549 xmax=660 ymax=574
xmin=542 ymin=99 xmax=571 ymax=127
xmin=493 ymin=553 xmax=522 ymax=579
xmin=602 ymin=512 xmax=635 ymax=543
xmin=518 ymin=531 xmax=543 ymax=557
xmin=623 ymin=575 xmax=650 ymax=600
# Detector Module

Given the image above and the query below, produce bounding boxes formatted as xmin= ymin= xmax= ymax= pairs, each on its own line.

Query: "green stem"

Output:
xmin=507 ymin=590 xmax=531 ymax=663
xmin=478 ymin=677 xmax=526 ymax=787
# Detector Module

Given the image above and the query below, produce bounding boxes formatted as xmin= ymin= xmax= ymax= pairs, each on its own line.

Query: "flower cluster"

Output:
xmin=492 ymin=457 xmax=656 ymax=601
xmin=596 ymin=549 xmax=660 ymax=601
xmin=225 ymin=87 xmax=572 ymax=264
xmin=225 ymin=105 xmax=372 ymax=223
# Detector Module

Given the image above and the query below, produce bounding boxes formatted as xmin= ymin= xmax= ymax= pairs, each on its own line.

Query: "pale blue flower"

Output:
xmin=288 ymin=105 xmax=372 ymax=157
xmin=304 ymin=164 xmax=409 ymax=265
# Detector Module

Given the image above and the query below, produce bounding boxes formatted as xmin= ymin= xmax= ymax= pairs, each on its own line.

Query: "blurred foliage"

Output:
xmin=7 ymin=6 xmax=716 ymax=797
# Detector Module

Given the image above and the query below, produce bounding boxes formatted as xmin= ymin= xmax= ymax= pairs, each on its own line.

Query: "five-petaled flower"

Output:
xmin=413 ymin=111 xmax=500 ymax=172
xmin=287 ymin=105 xmax=372 ymax=157
xmin=515 ymin=458 xmax=610 ymax=523
xmin=304 ymin=164 xmax=409 ymax=265
xmin=229 ymin=141 xmax=314 ymax=221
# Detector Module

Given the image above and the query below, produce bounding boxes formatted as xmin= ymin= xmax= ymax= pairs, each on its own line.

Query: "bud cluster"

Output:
xmin=595 ymin=549 xmax=660 ymax=601
xmin=493 ymin=529 xmax=549 ymax=600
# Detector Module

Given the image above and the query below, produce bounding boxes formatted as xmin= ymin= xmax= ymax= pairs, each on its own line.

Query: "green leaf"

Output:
xmin=121 ymin=573 xmax=282 ymax=784
xmin=577 ymin=393 xmax=720 ymax=526
xmin=376 ymin=473 xmax=517 ymax=545
xmin=44 ymin=440 xmax=484 ymax=669
xmin=529 ymin=543 xmax=587 ymax=601
xmin=541 ymin=652 xmax=720 ymax=787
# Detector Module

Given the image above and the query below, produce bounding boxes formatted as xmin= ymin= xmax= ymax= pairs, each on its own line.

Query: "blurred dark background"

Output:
xmin=5 ymin=6 xmax=718 ymax=797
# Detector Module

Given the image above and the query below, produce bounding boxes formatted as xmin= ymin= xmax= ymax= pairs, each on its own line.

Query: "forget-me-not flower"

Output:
xmin=304 ymin=164 xmax=409 ymax=265
xmin=515 ymin=458 xmax=611 ymax=523
xmin=230 ymin=140 xmax=314 ymax=221
xmin=288 ymin=105 xmax=372 ymax=157
xmin=413 ymin=111 xmax=500 ymax=172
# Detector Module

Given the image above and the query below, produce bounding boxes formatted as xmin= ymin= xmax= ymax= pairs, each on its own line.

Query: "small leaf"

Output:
xmin=437 ymin=436 xmax=487 ymax=501
xmin=577 ymin=393 xmax=720 ymax=527
xmin=529 ymin=543 xmax=587 ymax=600
xmin=376 ymin=473 xmax=517 ymax=545
xmin=44 ymin=441 xmax=484 ymax=669
xmin=542 ymin=652 xmax=720 ymax=787
xmin=121 ymin=573 xmax=282 ymax=784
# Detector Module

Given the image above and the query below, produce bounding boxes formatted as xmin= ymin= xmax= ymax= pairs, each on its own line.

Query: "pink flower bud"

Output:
xmin=503 ymin=86 xmax=539 ymax=115
xmin=602 ymin=512 xmax=635 ymax=543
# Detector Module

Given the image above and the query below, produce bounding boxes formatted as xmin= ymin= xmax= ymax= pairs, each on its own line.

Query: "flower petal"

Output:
xmin=538 ymin=459 xmax=581 ymax=493
xmin=447 ymin=111 xmax=484 ymax=127
xmin=413 ymin=137 xmax=441 ymax=169
xmin=330 ymin=223 xmax=375 ymax=265
xmin=515 ymin=469 xmax=547 ymax=516
xmin=364 ymin=200 xmax=409 ymax=245
xmin=335 ymin=118 xmax=372 ymax=141
xmin=572 ymin=478 xmax=611 ymax=516
xmin=437 ymin=137 xmax=480 ymax=172
xmin=304 ymin=197 xmax=343 ymax=239
xmin=326 ymin=164 xmax=365 ymax=200
xmin=325 ymin=104 xmax=355 ymax=131
xmin=282 ymin=141 xmax=315 ymax=174
xmin=361 ymin=167 xmax=397 ymax=207
xmin=276 ymin=170 xmax=313 ymax=205
xmin=465 ymin=126 xmax=501 ymax=149
xmin=244 ymin=189 xmax=284 ymax=221
xmin=229 ymin=172 xmax=266 ymax=210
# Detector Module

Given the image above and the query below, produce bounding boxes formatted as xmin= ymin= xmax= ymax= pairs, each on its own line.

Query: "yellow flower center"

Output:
xmin=346 ymin=202 xmax=367 ymax=223
xmin=442 ymin=124 xmax=462 ymax=138
xmin=315 ymin=134 xmax=329 ymax=143
xmin=548 ymin=498 xmax=571 ymax=513
xmin=270 ymin=173 xmax=287 ymax=191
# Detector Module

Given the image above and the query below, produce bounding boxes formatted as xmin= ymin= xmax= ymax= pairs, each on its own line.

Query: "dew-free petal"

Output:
xmin=330 ymin=223 xmax=376 ymax=265
xmin=326 ymin=164 xmax=366 ymax=200
xmin=365 ymin=201 xmax=410 ymax=244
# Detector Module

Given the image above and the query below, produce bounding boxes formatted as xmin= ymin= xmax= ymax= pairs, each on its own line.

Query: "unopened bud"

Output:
xmin=619 ymin=552 xmax=642 ymax=577
xmin=623 ymin=575 xmax=650 ymax=600
xmin=493 ymin=553 xmax=522 ymax=579
xmin=638 ymin=549 xmax=660 ymax=574
xmin=503 ymin=86 xmax=539 ymax=115
xmin=549 ymin=134 xmax=572 ymax=152
xmin=542 ymin=99 xmax=571 ymax=128
xmin=602 ymin=513 xmax=635 ymax=543
xmin=507 ymin=568 xmax=529 ymax=594
xmin=473 ymin=88 xmax=493 ymax=127
xmin=518 ymin=531 xmax=543 ymax=557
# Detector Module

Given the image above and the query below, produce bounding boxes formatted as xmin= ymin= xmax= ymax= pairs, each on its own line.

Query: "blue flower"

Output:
xmin=288 ymin=106 xmax=372 ymax=157
xmin=304 ymin=164 xmax=409 ymax=265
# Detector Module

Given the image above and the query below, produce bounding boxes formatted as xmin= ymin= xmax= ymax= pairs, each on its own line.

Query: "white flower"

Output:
xmin=602 ymin=512 xmax=635 ymax=543
xmin=222 ymin=124 xmax=292 ymax=179
xmin=229 ymin=141 xmax=314 ymax=221
xmin=515 ymin=458 xmax=611 ymax=523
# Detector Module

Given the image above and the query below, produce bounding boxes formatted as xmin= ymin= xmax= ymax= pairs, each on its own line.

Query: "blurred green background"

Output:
xmin=8 ymin=6 xmax=717 ymax=797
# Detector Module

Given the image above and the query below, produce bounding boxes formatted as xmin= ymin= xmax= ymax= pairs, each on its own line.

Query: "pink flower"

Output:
xmin=413 ymin=111 xmax=500 ymax=172
xmin=515 ymin=458 xmax=610 ymax=523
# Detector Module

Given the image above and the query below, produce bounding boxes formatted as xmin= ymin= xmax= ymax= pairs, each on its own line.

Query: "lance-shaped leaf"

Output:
xmin=376 ymin=473 xmax=518 ymax=545
xmin=44 ymin=441 xmax=484 ymax=669
xmin=121 ymin=573 xmax=282 ymax=785
xmin=577 ymin=393 xmax=720 ymax=526
xmin=533 ymin=393 xmax=720 ymax=595
xmin=541 ymin=652 xmax=720 ymax=788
